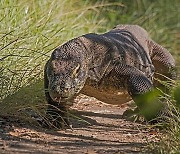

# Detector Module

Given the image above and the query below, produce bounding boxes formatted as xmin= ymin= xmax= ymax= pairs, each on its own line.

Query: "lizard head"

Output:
xmin=46 ymin=43 xmax=88 ymax=102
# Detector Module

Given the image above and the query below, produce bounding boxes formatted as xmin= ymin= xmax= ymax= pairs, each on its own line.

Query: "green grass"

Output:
xmin=146 ymin=86 xmax=180 ymax=154
xmin=156 ymin=86 xmax=180 ymax=153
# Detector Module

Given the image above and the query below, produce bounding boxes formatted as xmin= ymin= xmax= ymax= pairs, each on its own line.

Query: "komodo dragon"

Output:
xmin=44 ymin=25 xmax=176 ymax=128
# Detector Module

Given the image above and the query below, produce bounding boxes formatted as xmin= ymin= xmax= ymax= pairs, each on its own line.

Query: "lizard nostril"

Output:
xmin=64 ymin=82 xmax=71 ymax=92
xmin=54 ymin=97 xmax=59 ymax=101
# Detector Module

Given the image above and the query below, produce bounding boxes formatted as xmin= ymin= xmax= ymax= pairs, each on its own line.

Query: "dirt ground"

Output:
xmin=0 ymin=95 xmax=159 ymax=154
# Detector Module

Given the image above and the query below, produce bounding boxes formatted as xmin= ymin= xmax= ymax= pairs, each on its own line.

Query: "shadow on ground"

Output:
xmin=0 ymin=97 xmax=159 ymax=154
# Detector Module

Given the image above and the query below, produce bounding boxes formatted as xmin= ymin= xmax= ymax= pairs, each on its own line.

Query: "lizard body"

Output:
xmin=44 ymin=25 xmax=176 ymax=128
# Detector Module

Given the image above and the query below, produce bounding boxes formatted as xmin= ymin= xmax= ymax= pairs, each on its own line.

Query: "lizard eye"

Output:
xmin=72 ymin=63 xmax=80 ymax=78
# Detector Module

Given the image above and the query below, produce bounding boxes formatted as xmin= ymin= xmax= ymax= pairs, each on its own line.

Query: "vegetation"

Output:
xmin=0 ymin=0 xmax=179 ymax=153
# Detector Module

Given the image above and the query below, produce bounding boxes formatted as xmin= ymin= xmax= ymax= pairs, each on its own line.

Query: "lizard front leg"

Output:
xmin=114 ymin=64 xmax=153 ymax=97
xmin=114 ymin=64 xmax=162 ymax=121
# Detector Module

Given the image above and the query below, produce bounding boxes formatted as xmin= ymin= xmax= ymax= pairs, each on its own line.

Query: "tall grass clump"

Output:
xmin=146 ymin=85 xmax=180 ymax=154
xmin=0 ymin=0 xmax=123 ymax=116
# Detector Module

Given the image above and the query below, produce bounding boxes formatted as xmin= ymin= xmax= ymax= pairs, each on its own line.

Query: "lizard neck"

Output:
xmin=77 ymin=36 xmax=96 ymax=68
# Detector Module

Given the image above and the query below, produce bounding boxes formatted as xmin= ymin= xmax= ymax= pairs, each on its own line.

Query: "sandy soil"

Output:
xmin=0 ymin=95 xmax=159 ymax=154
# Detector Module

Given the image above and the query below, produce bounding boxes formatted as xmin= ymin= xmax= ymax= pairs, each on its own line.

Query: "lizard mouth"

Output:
xmin=53 ymin=96 xmax=70 ymax=102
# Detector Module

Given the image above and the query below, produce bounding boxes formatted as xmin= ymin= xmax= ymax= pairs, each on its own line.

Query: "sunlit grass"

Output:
xmin=146 ymin=85 xmax=180 ymax=154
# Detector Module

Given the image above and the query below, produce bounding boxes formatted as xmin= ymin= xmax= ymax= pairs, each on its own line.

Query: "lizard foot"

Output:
xmin=40 ymin=106 xmax=71 ymax=129
xmin=123 ymin=107 xmax=144 ymax=122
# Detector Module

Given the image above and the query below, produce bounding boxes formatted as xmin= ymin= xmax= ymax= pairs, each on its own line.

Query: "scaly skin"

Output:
xmin=44 ymin=25 xmax=176 ymax=128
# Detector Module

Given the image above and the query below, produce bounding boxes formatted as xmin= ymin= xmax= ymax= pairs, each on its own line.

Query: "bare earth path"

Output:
xmin=0 ymin=95 xmax=159 ymax=154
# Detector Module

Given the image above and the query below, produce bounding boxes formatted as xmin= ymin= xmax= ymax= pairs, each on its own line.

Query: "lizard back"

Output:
xmin=81 ymin=27 xmax=154 ymax=104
